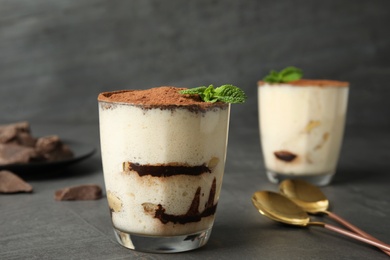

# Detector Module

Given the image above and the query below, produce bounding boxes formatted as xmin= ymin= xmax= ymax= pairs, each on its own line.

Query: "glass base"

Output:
xmin=113 ymin=227 xmax=212 ymax=253
xmin=266 ymin=170 xmax=334 ymax=186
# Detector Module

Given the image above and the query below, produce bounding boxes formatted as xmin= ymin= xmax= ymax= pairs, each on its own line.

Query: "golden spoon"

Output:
xmin=251 ymin=191 xmax=390 ymax=252
xmin=279 ymin=179 xmax=390 ymax=256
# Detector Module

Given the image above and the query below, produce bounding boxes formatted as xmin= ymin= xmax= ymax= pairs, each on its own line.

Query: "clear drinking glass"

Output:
xmin=98 ymin=88 xmax=230 ymax=253
xmin=258 ymin=80 xmax=349 ymax=186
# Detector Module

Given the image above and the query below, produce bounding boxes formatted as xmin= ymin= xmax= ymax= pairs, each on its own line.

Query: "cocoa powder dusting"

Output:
xmin=98 ymin=86 xmax=228 ymax=112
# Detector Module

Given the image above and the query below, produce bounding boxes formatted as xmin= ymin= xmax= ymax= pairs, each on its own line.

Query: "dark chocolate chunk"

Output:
xmin=274 ymin=150 xmax=297 ymax=162
xmin=0 ymin=170 xmax=33 ymax=193
xmin=16 ymin=132 xmax=37 ymax=147
xmin=35 ymin=136 xmax=73 ymax=161
xmin=0 ymin=137 xmax=73 ymax=165
xmin=0 ymin=144 xmax=41 ymax=164
xmin=0 ymin=121 xmax=35 ymax=146
xmin=0 ymin=122 xmax=74 ymax=165
xmin=0 ymin=125 xmax=17 ymax=143
xmin=55 ymin=184 xmax=103 ymax=201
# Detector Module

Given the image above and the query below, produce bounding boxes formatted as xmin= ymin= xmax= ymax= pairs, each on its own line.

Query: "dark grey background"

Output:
xmin=1 ymin=1 xmax=390 ymax=259
xmin=0 ymin=0 xmax=389 ymax=128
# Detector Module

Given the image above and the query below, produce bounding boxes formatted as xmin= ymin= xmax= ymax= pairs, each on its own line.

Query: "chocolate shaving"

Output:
xmin=0 ymin=170 xmax=33 ymax=193
xmin=274 ymin=150 xmax=297 ymax=162
xmin=55 ymin=184 xmax=102 ymax=201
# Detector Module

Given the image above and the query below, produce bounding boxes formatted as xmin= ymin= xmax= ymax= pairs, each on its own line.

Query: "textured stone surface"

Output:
xmin=0 ymin=124 xmax=389 ymax=259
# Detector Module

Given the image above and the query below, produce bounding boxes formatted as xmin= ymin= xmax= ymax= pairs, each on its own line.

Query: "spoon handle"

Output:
xmin=321 ymin=223 xmax=390 ymax=252
xmin=326 ymin=211 xmax=390 ymax=256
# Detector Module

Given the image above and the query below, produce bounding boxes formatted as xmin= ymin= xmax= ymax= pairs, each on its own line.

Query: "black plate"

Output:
xmin=0 ymin=139 xmax=96 ymax=174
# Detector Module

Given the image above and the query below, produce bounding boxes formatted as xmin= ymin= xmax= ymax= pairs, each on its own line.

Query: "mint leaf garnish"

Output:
xmin=263 ymin=66 xmax=303 ymax=83
xmin=180 ymin=84 xmax=246 ymax=104
xmin=214 ymin=84 xmax=246 ymax=103
xmin=178 ymin=86 xmax=207 ymax=95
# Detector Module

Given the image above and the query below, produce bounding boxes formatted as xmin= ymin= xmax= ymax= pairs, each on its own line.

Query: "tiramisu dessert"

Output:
xmin=98 ymin=85 xmax=244 ymax=252
xmin=258 ymin=68 xmax=349 ymax=185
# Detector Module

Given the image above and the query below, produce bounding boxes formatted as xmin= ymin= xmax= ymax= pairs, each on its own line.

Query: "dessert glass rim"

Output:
xmin=98 ymin=88 xmax=230 ymax=112
xmin=257 ymin=79 xmax=349 ymax=87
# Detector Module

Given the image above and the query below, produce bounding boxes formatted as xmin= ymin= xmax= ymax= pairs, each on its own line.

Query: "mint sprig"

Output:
xmin=263 ymin=66 xmax=303 ymax=83
xmin=180 ymin=84 xmax=246 ymax=103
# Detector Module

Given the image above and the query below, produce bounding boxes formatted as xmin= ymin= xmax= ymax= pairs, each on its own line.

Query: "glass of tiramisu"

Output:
xmin=258 ymin=68 xmax=349 ymax=186
xmin=98 ymin=85 xmax=245 ymax=253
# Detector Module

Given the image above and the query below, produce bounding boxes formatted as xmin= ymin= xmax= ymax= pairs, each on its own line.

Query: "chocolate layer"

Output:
xmin=151 ymin=178 xmax=217 ymax=224
xmin=124 ymin=162 xmax=211 ymax=177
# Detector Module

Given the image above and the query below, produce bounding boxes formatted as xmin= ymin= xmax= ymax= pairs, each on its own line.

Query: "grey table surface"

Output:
xmin=1 ymin=123 xmax=389 ymax=260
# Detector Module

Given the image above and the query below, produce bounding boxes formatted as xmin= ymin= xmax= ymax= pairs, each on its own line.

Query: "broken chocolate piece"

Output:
xmin=0 ymin=122 xmax=35 ymax=146
xmin=0 ymin=125 xmax=17 ymax=144
xmin=0 ymin=122 xmax=74 ymax=165
xmin=36 ymin=136 xmax=73 ymax=162
xmin=0 ymin=170 xmax=33 ymax=193
xmin=55 ymin=184 xmax=102 ymax=201
xmin=16 ymin=132 xmax=37 ymax=147
xmin=274 ymin=150 xmax=297 ymax=162
xmin=0 ymin=144 xmax=41 ymax=164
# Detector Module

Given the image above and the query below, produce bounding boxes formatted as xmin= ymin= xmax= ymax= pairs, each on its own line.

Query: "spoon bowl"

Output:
xmin=278 ymin=179 xmax=390 ymax=256
xmin=279 ymin=179 xmax=329 ymax=213
xmin=252 ymin=190 xmax=309 ymax=226
xmin=251 ymin=190 xmax=390 ymax=252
